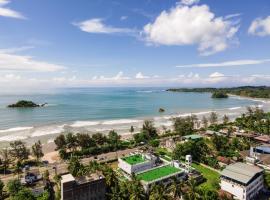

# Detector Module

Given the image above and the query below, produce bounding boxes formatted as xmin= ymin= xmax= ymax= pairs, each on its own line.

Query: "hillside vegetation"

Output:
xmin=167 ymin=86 xmax=270 ymax=98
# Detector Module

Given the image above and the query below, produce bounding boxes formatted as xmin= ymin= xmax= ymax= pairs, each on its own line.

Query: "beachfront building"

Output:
xmin=61 ymin=173 xmax=106 ymax=200
xmin=136 ymin=164 xmax=186 ymax=192
xmin=118 ymin=153 xmax=187 ymax=192
xmin=220 ymin=162 xmax=264 ymax=200
xmin=118 ymin=153 xmax=157 ymax=174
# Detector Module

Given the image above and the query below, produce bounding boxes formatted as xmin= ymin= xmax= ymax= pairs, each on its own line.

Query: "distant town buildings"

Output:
xmin=61 ymin=173 xmax=106 ymax=200
xmin=220 ymin=162 xmax=264 ymax=200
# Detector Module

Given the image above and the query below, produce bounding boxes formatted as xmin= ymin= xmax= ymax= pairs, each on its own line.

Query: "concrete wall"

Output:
xmin=221 ymin=179 xmax=245 ymax=200
xmin=220 ymin=174 xmax=264 ymax=200
xmin=61 ymin=178 xmax=106 ymax=200
xmin=118 ymin=158 xmax=154 ymax=174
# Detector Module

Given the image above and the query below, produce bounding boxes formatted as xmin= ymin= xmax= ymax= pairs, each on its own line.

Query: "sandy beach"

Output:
xmin=1 ymin=94 xmax=270 ymax=163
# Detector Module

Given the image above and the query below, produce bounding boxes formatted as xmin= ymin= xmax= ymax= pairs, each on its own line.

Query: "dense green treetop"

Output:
xmin=211 ymin=91 xmax=228 ymax=98
xmin=167 ymin=86 xmax=270 ymax=98
xmin=8 ymin=100 xmax=45 ymax=108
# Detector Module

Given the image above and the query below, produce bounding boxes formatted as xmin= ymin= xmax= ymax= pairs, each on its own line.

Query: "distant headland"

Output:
xmin=7 ymin=100 xmax=47 ymax=108
xmin=167 ymin=86 xmax=270 ymax=99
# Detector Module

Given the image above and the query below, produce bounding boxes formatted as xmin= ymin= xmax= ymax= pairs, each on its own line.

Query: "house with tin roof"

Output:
xmin=220 ymin=162 xmax=264 ymax=200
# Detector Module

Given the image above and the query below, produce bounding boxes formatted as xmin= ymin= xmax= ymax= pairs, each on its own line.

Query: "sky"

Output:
xmin=0 ymin=0 xmax=270 ymax=92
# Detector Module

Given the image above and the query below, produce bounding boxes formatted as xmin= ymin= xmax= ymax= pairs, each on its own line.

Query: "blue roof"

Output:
xmin=255 ymin=146 xmax=270 ymax=154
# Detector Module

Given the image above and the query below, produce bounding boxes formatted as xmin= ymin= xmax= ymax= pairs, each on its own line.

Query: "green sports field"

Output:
xmin=122 ymin=154 xmax=146 ymax=165
xmin=137 ymin=165 xmax=181 ymax=182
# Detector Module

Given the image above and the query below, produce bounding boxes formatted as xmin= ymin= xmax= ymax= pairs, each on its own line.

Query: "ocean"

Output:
xmin=0 ymin=87 xmax=268 ymax=145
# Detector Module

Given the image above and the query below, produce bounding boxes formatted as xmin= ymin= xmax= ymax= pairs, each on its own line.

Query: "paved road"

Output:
xmin=0 ymin=147 xmax=139 ymax=183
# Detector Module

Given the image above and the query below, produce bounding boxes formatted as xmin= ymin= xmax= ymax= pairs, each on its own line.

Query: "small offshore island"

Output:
xmin=167 ymin=86 xmax=270 ymax=99
xmin=7 ymin=100 xmax=47 ymax=108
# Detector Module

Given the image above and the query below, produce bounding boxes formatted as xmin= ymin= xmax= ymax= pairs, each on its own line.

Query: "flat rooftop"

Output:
xmin=122 ymin=154 xmax=146 ymax=165
xmin=221 ymin=162 xmax=263 ymax=184
xmin=61 ymin=173 xmax=104 ymax=184
xmin=61 ymin=174 xmax=75 ymax=183
xmin=182 ymin=134 xmax=202 ymax=140
xmin=137 ymin=165 xmax=181 ymax=182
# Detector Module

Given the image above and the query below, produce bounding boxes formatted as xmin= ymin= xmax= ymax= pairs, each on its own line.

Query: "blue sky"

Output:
xmin=0 ymin=0 xmax=270 ymax=92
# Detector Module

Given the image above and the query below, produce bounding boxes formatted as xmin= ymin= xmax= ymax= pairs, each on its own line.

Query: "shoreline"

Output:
xmin=0 ymin=94 xmax=269 ymax=163
xmin=0 ymin=95 xmax=269 ymax=147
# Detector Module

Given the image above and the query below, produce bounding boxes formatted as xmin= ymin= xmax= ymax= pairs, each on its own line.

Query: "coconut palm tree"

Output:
xmin=149 ymin=184 xmax=172 ymax=200
xmin=184 ymin=178 xmax=200 ymax=200
xmin=1 ymin=148 xmax=11 ymax=175
xmin=128 ymin=173 xmax=146 ymax=200
xmin=169 ymin=179 xmax=185 ymax=200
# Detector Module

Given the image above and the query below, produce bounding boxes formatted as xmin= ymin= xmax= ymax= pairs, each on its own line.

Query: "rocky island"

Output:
xmin=8 ymin=100 xmax=47 ymax=108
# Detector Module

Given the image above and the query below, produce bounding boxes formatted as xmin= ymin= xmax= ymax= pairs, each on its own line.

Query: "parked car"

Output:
xmin=21 ymin=172 xmax=41 ymax=185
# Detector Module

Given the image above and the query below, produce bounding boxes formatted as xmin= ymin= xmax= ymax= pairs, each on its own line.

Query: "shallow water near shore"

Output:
xmin=0 ymin=87 xmax=269 ymax=146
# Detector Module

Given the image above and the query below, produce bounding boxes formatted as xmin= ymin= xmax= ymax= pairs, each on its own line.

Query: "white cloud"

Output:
xmin=180 ymin=0 xmax=200 ymax=6
xmin=135 ymin=72 xmax=149 ymax=79
xmin=225 ymin=13 xmax=242 ymax=20
xmin=0 ymin=46 xmax=34 ymax=53
xmin=209 ymin=72 xmax=225 ymax=78
xmin=0 ymin=52 xmax=65 ymax=72
xmin=112 ymin=71 xmax=130 ymax=80
xmin=248 ymin=16 xmax=270 ymax=36
xmin=1 ymin=72 xmax=270 ymax=93
xmin=91 ymin=71 xmax=130 ymax=81
xmin=0 ymin=0 xmax=25 ymax=19
xmin=120 ymin=16 xmax=128 ymax=21
xmin=4 ymin=73 xmax=21 ymax=80
xmin=73 ymin=18 xmax=134 ymax=34
xmin=187 ymin=72 xmax=200 ymax=78
xmin=176 ymin=59 xmax=270 ymax=68
xmin=143 ymin=4 xmax=239 ymax=55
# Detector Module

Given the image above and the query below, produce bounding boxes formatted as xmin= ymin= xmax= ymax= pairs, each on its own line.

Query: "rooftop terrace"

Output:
xmin=137 ymin=165 xmax=181 ymax=182
xmin=122 ymin=154 xmax=146 ymax=165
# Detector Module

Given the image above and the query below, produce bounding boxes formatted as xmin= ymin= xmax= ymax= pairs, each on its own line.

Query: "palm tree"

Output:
xmin=223 ymin=114 xmax=229 ymax=125
xmin=102 ymin=166 xmax=118 ymax=189
xmin=142 ymin=120 xmax=157 ymax=138
xmin=149 ymin=184 xmax=172 ymax=200
xmin=202 ymin=116 xmax=208 ymax=129
xmin=128 ymin=173 xmax=146 ymax=200
xmin=109 ymin=184 xmax=123 ymax=200
xmin=184 ymin=178 xmax=200 ymax=200
xmin=169 ymin=179 xmax=185 ymax=200
xmin=1 ymin=148 xmax=11 ymax=175
xmin=32 ymin=140 xmax=44 ymax=163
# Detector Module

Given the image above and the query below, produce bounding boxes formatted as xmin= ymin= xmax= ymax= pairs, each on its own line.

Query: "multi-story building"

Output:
xmin=61 ymin=173 xmax=106 ymax=200
xmin=118 ymin=153 xmax=187 ymax=192
xmin=136 ymin=164 xmax=186 ymax=192
xmin=220 ymin=162 xmax=264 ymax=200
xmin=118 ymin=153 xmax=157 ymax=174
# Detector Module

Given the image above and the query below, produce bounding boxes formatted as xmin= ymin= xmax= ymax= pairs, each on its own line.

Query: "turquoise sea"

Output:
xmin=0 ymin=87 xmax=267 ymax=143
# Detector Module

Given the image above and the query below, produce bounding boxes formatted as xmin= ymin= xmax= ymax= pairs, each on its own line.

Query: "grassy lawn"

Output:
xmin=122 ymin=154 xmax=146 ymax=165
xmin=137 ymin=165 xmax=181 ymax=182
xmin=192 ymin=163 xmax=220 ymax=190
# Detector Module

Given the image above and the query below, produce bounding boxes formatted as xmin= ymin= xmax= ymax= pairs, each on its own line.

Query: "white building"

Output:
xmin=118 ymin=153 xmax=157 ymax=174
xmin=220 ymin=162 xmax=264 ymax=200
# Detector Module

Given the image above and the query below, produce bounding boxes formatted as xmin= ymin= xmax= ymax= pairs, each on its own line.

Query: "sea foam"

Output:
xmin=31 ymin=125 xmax=65 ymax=137
xmin=229 ymin=107 xmax=242 ymax=110
xmin=0 ymin=135 xmax=28 ymax=142
xmin=102 ymin=119 xmax=142 ymax=125
xmin=0 ymin=126 xmax=33 ymax=133
xmin=70 ymin=121 xmax=100 ymax=127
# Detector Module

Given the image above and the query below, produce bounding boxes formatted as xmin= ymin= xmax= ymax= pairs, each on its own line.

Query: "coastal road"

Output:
xmin=0 ymin=147 xmax=139 ymax=183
